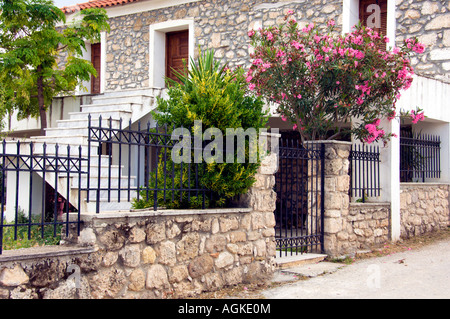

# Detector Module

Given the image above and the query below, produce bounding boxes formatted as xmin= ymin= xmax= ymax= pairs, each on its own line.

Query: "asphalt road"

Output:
xmin=262 ymin=237 xmax=450 ymax=299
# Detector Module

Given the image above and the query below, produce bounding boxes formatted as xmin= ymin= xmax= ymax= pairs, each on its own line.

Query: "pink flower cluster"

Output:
xmin=405 ymin=38 xmax=425 ymax=54
xmin=364 ymin=119 xmax=385 ymax=144
xmin=410 ymin=110 xmax=425 ymax=124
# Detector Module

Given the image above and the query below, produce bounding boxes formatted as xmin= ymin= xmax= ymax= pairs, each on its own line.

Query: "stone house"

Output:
xmin=0 ymin=0 xmax=449 ymax=299
xmin=1 ymin=0 xmax=449 ymax=251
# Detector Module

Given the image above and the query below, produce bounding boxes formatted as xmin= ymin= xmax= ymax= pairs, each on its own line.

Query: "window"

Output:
xmin=149 ymin=19 xmax=194 ymax=89
xmin=359 ymin=0 xmax=387 ymax=50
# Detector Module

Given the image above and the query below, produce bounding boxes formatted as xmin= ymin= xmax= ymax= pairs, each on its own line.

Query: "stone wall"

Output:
xmin=395 ymin=0 xmax=450 ymax=83
xmin=105 ymin=0 xmax=342 ymax=91
xmin=347 ymin=203 xmax=391 ymax=250
xmin=400 ymin=183 xmax=450 ymax=239
xmin=319 ymin=141 xmax=391 ymax=257
xmin=0 ymin=152 xmax=278 ymax=299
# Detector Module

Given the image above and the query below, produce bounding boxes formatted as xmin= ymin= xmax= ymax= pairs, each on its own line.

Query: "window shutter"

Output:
xmin=91 ymin=43 xmax=101 ymax=94
xmin=359 ymin=0 xmax=388 ymax=51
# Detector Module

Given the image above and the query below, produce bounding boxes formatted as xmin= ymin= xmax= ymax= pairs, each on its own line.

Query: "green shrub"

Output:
xmin=2 ymin=209 xmax=62 ymax=250
xmin=133 ymin=50 xmax=268 ymax=209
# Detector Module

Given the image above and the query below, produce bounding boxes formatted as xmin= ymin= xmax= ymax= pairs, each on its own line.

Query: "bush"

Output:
xmin=247 ymin=13 xmax=425 ymax=144
xmin=133 ymin=50 xmax=268 ymax=209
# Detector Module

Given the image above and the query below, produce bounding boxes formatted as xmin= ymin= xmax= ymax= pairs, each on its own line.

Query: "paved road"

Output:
xmin=263 ymin=238 xmax=450 ymax=299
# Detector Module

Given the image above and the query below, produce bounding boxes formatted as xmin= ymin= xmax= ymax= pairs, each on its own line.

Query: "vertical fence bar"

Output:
xmin=96 ymin=116 xmax=102 ymax=214
xmin=320 ymin=143 xmax=325 ymax=254
xmin=28 ymin=142 xmax=34 ymax=240
xmin=118 ymin=118 xmax=123 ymax=203
xmin=41 ymin=143 xmax=47 ymax=239
xmin=0 ymin=141 xmax=6 ymax=255
xmin=53 ymin=144 xmax=59 ymax=236
xmin=66 ymin=145 xmax=71 ymax=237
xmin=87 ymin=114 xmax=91 ymax=203
xmin=14 ymin=141 xmax=20 ymax=240
xmin=78 ymin=145 xmax=83 ymax=235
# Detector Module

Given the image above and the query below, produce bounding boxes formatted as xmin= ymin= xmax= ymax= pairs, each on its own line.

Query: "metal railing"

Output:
xmin=274 ymin=138 xmax=325 ymax=256
xmin=85 ymin=116 xmax=214 ymax=214
xmin=0 ymin=141 xmax=87 ymax=254
xmin=400 ymin=131 xmax=441 ymax=183
xmin=349 ymin=144 xmax=381 ymax=203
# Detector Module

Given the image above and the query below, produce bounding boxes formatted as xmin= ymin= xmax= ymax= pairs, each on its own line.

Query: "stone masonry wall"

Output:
xmin=395 ymin=0 xmax=450 ymax=83
xmin=105 ymin=0 xmax=342 ymax=91
xmin=400 ymin=183 xmax=450 ymax=239
xmin=0 ymin=152 xmax=278 ymax=299
xmin=320 ymin=141 xmax=391 ymax=257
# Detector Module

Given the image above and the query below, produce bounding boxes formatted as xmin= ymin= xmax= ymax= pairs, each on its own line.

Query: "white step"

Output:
xmin=73 ymin=175 xmax=137 ymax=188
xmin=81 ymin=103 xmax=134 ymax=113
xmin=29 ymin=136 xmax=88 ymax=148
xmin=92 ymin=94 xmax=153 ymax=106
xmin=83 ymin=200 xmax=134 ymax=213
xmin=69 ymin=109 xmax=132 ymax=121
xmin=56 ymin=118 xmax=122 ymax=129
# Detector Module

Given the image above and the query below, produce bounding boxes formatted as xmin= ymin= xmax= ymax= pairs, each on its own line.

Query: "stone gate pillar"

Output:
xmin=320 ymin=141 xmax=352 ymax=257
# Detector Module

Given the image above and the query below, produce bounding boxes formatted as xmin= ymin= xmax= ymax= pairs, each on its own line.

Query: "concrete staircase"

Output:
xmin=15 ymin=89 xmax=159 ymax=214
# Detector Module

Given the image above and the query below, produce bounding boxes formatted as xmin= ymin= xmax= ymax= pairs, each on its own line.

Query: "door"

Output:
xmin=166 ymin=30 xmax=189 ymax=84
xmin=91 ymin=43 xmax=101 ymax=94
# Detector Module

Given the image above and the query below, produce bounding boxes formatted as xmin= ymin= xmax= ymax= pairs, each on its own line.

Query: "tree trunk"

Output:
xmin=36 ymin=69 xmax=47 ymax=136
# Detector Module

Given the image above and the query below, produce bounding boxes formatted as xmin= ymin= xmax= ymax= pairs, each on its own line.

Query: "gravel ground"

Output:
xmin=195 ymin=228 xmax=450 ymax=299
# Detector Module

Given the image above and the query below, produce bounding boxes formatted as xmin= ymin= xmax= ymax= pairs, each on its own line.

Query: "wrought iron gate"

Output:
xmin=274 ymin=137 xmax=325 ymax=256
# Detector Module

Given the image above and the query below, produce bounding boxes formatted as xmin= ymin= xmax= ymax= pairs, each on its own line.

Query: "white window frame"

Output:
xmin=342 ymin=0 xmax=395 ymax=48
xmin=149 ymin=19 xmax=195 ymax=89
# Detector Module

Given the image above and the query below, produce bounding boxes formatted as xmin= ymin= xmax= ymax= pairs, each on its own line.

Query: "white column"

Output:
xmin=378 ymin=118 xmax=401 ymax=241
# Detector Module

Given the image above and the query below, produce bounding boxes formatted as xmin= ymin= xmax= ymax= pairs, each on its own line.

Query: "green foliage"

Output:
xmin=134 ymin=49 xmax=269 ymax=209
xmin=133 ymin=152 xmax=212 ymax=210
xmin=0 ymin=0 xmax=110 ymax=130
xmin=2 ymin=208 xmax=63 ymax=250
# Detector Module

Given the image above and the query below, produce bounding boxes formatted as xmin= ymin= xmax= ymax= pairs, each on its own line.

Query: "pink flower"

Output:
xmin=356 ymin=97 xmax=364 ymax=105
xmin=297 ymin=94 xmax=302 ymax=99
xmin=281 ymin=115 xmax=287 ymax=122
xmin=410 ymin=110 xmax=425 ymax=124
xmin=293 ymin=124 xmax=298 ymax=130
xmin=252 ymin=58 xmax=263 ymax=65
xmin=246 ymin=76 xmax=253 ymax=83
xmin=248 ymin=30 xmax=255 ymax=37
xmin=384 ymin=37 xmax=390 ymax=43
xmin=276 ymin=50 xmax=286 ymax=58
xmin=249 ymin=83 xmax=256 ymax=91
xmin=413 ymin=43 xmax=425 ymax=54
xmin=327 ymin=19 xmax=335 ymax=27
xmin=287 ymin=9 xmax=294 ymax=15
xmin=291 ymin=41 xmax=301 ymax=50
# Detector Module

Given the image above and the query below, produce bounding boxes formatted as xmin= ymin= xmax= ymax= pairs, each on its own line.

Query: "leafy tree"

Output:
xmin=0 ymin=0 xmax=110 ymax=133
xmin=247 ymin=12 xmax=425 ymax=144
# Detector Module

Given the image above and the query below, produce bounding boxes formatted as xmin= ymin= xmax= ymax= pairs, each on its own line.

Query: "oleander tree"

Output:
xmin=0 ymin=0 xmax=110 ymax=134
xmin=247 ymin=11 xmax=425 ymax=144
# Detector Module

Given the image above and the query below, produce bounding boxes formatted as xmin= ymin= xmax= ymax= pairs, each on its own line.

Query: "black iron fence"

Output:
xmin=274 ymin=138 xmax=325 ymax=256
xmin=349 ymin=144 xmax=381 ymax=203
xmin=0 ymin=140 xmax=87 ymax=254
xmin=400 ymin=131 xmax=441 ymax=182
xmin=85 ymin=116 xmax=213 ymax=214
